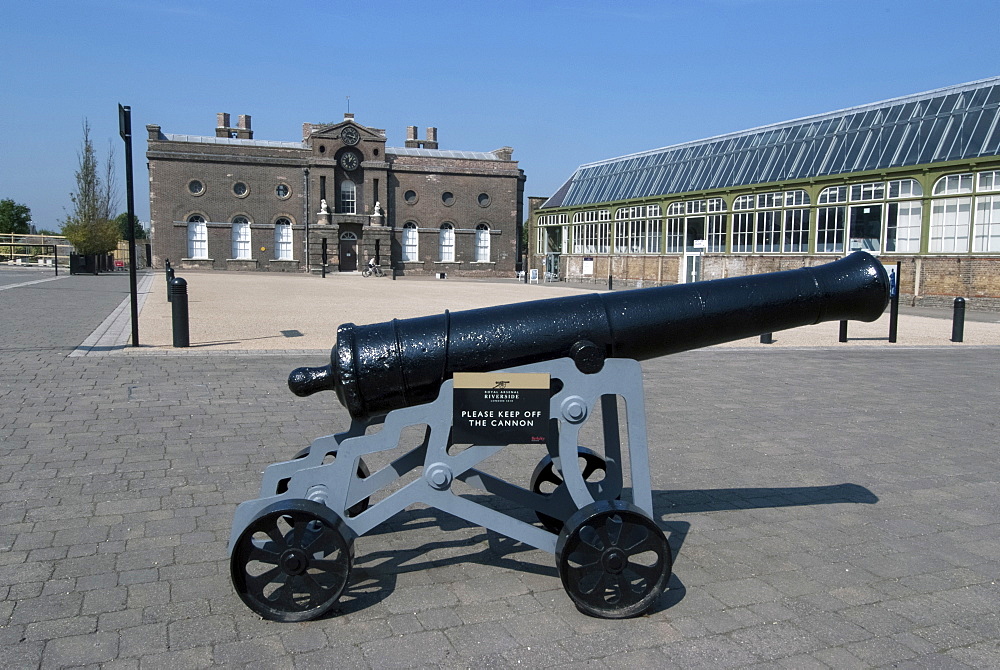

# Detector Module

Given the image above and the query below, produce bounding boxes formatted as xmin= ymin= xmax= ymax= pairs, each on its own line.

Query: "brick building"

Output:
xmin=530 ymin=77 xmax=1000 ymax=309
xmin=147 ymin=113 xmax=525 ymax=276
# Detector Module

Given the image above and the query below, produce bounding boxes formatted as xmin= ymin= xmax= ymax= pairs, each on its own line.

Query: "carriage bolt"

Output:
xmin=561 ymin=396 xmax=588 ymax=423
xmin=426 ymin=463 xmax=453 ymax=490
xmin=306 ymin=485 xmax=329 ymax=505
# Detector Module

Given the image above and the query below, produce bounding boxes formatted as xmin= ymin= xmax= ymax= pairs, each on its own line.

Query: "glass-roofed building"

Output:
xmin=530 ymin=77 xmax=1000 ymax=309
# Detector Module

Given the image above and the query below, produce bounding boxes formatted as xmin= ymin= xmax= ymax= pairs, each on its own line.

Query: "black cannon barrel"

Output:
xmin=290 ymin=251 xmax=889 ymax=419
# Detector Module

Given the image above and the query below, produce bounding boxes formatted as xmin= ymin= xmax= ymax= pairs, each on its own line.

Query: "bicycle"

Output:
xmin=362 ymin=264 xmax=386 ymax=278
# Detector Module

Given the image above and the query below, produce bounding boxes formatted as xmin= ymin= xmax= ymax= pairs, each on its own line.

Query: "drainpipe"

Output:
xmin=304 ymin=167 xmax=310 ymax=272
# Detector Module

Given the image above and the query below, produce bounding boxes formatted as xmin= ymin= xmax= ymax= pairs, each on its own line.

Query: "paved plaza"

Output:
xmin=1 ymin=266 xmax=999 ymax=668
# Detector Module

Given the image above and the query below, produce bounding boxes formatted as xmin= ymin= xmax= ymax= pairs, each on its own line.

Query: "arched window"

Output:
xmin=339 ymin=180 xmax=356 ymax=214
xmin=402 ymin=222 xmax=418 ymax=261
xmin=439 ymin=223 xmax=455 ymax=262
xmin=475 ymin=223 xmax=490 ymax=262
xmin=187 ymin=215 xmax=207 ymax=259
xmin=274 ymin=217 xmax=292 ymax=260
xmin=930 ymin=173 xmax=973 ymax=252
xmin=232 ymin=216 xmax=251 ymax=259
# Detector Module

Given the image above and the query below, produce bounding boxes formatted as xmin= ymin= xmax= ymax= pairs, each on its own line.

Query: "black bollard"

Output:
xmin=760 ymin=332 xmax=773 ymax=344
xmin=321 ymin=238 xmax=328 ymax=279
xmin=169 ymin=277 xmax=190 ymax=348
xmin=166 ymin=266 xmax=175 ymax=302
xmin=888 ymin=261 xmax=900 ymax=343
xmin=952 ymin=297 xmax=966 ymax=343
xmin=839 ymin=320 xmax=848 ymax=343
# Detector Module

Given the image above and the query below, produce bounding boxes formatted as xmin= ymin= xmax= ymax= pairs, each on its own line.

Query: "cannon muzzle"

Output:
xmin=290 ymin=251 xmax=889 ymax=419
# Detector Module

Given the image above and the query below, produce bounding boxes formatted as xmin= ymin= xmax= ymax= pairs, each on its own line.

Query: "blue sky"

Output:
xmin=2 ymin=0 xmax=997 ymax=230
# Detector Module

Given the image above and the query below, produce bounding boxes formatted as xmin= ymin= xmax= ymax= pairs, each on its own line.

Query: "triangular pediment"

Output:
xmin=307 ymin=120 xmax=385 ymax=143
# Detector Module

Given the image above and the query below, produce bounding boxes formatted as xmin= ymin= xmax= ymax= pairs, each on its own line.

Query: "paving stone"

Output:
xmin=41 ymin=630 xmax=119 ymax=667
xmin=3 ymin=272 xmax=1000 ymax=668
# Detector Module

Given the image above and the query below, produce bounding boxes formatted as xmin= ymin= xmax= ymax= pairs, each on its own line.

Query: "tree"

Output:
xmin=115 ymin=212 xmax=147 ymax=240
xmin=0 ymin=199 xmax=31 ymax=234
xmin=61 ymin=120 xmax=120 ymax=255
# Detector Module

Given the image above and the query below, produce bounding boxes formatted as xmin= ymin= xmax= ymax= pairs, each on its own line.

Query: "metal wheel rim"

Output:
xmin=556 ymin=500 xmax=671 ymax=619
xmin=530 ymin=447 xmax=609 ymax=533
xmin=231 ymin=500 xmax=352 ymax=622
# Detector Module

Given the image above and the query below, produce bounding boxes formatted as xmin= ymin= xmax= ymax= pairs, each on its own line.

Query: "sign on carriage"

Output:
xmin=452 ymin=372 xmax=550 ymax=445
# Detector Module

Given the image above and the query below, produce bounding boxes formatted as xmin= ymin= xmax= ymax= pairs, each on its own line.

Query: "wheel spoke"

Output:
xmin=246 ymin=544 xmax=281 ymax=565
xmin=604 ymin=514 xmax=624 ymax=547
xmin=624 ymin=562 xmax=662 ymax=588
xmin=581 ymin=458 xmax=605 ymax=480
xmin=264 ymin=523 xmax=287 ymax=548
xmin=570 ymin=565 xmax=604 ymax=596
xmin=302 ymin=524 xmax=331 ymax=553
xmin=244 ymin=565 xmax=283 ymax=592
xmin=309 ymin=557 xmax=347 ymax=575
xmin=290 ymin=516 xmax=306 ymax=548
xmin=619 ymin=524 xmax=651 ymax=553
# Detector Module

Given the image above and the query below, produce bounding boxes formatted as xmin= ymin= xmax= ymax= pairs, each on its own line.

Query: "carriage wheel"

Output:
xmin=530 ymin=447 xmax=612 ymax=533
xmin=230 ymin=499 xmax=353 ymax=622
xmin=556 ymin=500 xmax=671 ymax=619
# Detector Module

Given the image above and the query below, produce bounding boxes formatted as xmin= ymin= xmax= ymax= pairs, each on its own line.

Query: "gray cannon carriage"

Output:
xmin=228 ymin=251 xmax=889 ymax=621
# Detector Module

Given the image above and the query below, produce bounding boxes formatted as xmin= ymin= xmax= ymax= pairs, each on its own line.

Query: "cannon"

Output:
xmin=229 ymin=251 xmax=889 ymax=621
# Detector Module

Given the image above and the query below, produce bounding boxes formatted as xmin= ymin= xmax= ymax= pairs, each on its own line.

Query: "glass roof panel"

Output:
xmin=543 ymin=77 xmax=1000 ymax=209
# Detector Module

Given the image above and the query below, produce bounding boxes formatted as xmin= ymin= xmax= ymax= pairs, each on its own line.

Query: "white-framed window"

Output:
xmin=818 ymin=186 xmax=848 ymax=204
xmin=707 ymin=214 xmax=727 ymax=252
xmin=732 ymin=212 xmax=754 ymax=253
xmin=929 ymin=197 xmax=972 ymax=252
xmin=186 ymin=215 xmax=207 ymax=259
xmin=973 ymin=195 xmax=1000 ymax=252
xmin=850 ymin=182 xmax=885 ymax=202
xmin=666 ymin=202 xmax=685 ymax=216
xmin=339 ymin=179 xmax=356 ymax=214
xmin=755 ymin=210 xmax=781 ymax=252
xmin=888 ymin=179 xmax=922 ymax=199
xmin=685 ymin=200 xmax=706 ymax=215
xmin=978 ymin=171 xmax=1000 ymax=193
xmin=231 ymin=216 xmax=251 ymax=259
xmin=475 ymin=223 xmax=490 ymax=262
xmin=757 ymin=192 xmax=783 ymax=209
xmin=783 ymin=209 xmax=809 ymax=253
xmin=707 ymin=198 xmax=726 ymax=213
xmin=886 ymin=201 xmax=922 ymax=253
xmin=402 ymin=222 xmax=418 ymax=261
xmin=785 ymin=190 xmax=809 ymax=207
xmin=439 ymin=223 xmax=455 ymax=261
xmin=613 ymin=205 xmax=662 ymax=254
xmin=664 ymin=218 xmax=683 ymax=253
xmin=733 ymin=195 xmax=755 ymax=211
xmin=571 ymin=210 xmax=610 ymax=254
xmin=816 ymin=207 xmax=846 ymax=253
xmin=933 ymin=173 xmax=973 ymax=196
xmin=274 ymin=218 xmax=293 ymax=260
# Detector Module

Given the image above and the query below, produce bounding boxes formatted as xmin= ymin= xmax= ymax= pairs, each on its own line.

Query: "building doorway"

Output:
xmin=339 ymin=231 xmax=358 ymax=271
xmin=849 ymin=205 xmax=882 ymax=253
xmin=683 ymin=217 xmax=705 ymax=283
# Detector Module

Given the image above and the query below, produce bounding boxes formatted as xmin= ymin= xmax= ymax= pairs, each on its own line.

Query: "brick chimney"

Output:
xmin=405 ymin=125 xmax=419 ymax=148
xmin=215 ymin=113 xmax=232 ymax=138
xmin=236 ymin=114 xmax=253 ymax=139
xmin=424 ymin=127 xmax=439 ymax=150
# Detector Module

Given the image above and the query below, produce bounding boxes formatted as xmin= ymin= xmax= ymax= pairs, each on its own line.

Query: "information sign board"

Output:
xmin=453 ymin=372 xmax=550 ymax=445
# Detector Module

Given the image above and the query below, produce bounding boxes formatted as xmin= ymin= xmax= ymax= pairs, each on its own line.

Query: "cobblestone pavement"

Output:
xmin=1 ymin=270 xmax=999 ymax=668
